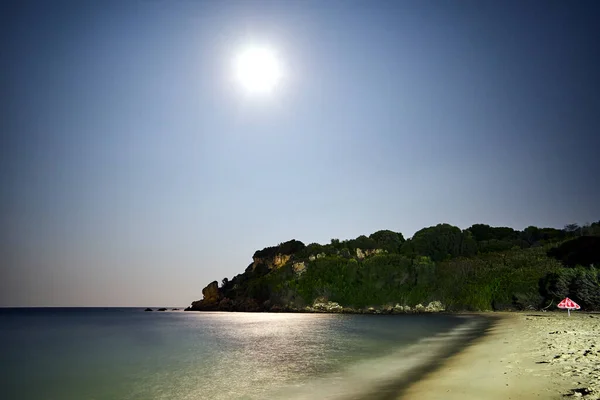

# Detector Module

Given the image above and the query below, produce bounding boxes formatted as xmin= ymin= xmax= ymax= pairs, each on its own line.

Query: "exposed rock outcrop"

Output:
xmin=356 ymin=248 xmax=386 ymax=259
xmin=292 ymin=261 xmax=306 ymax=275
xmin=414 ymin=303 xmax=426 ymax=312
xmin=203 ymin=281 xmax=221 ymax=302
xmin=356 ymin=248 xmax=367 ymax=259
xmin=309 ymin=253 xmax=327 ymax=261
xmin=250 ymin=239 xmax=305 ymax=271
xmin=252 ymin=253 xmax=291 ymax=271
xmin=217 ymin=298 xmax=234 ymax=311
xmin=232 ymin=298 xmax=261 ymax=312
xmin=303 ymin=298 xmax=344 ymax=313
xmin=393 ymin=304 xmax=411 ymax=313
xmin=425 ymin=301 xmax=445 ymax=312
xmin=312 ymin=300 xmax=343 ymax=312
xmin=188 ymin=281 xmax=223 ymax=311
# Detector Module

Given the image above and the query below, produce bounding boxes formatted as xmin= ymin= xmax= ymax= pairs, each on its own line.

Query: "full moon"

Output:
xmin=234 ymin=46 xmax=282 ymax=94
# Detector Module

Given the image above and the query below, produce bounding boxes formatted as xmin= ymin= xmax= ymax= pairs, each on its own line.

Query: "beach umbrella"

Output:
xmin=557 ymin=297 xmax=580 ymax=316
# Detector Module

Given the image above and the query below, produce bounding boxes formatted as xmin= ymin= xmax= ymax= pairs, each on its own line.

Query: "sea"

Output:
xmin=0 ymin=308 xmax=490 ymax=400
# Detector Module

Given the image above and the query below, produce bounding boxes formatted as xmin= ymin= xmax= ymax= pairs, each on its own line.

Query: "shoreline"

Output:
xmin=266 ymin=314 xmax=497 ymax=400
xmin=400 ymin=312 xmax=600 ymax=400
xmin=182 ymin=308 xmax=600 ymax=398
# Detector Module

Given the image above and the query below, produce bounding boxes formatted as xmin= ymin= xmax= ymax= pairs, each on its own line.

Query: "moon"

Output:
xmin=234 ymin=46 xmax=283 ymax=94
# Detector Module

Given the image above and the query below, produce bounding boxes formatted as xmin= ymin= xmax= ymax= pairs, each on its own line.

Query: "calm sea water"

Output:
xmin=0 ymin=308 xmax=484 ymax=400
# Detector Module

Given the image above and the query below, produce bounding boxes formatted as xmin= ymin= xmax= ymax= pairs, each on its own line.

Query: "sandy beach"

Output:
xmin=402 ymin=312 xmax=600 ymax=400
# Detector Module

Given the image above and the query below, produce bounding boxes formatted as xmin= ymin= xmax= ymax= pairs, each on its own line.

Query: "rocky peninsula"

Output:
xmin=186 ymin=223 xmax=600 ymax=314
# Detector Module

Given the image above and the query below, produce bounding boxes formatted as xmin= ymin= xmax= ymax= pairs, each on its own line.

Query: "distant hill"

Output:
xmin=186 ymin=221 xmax=600 ymax=312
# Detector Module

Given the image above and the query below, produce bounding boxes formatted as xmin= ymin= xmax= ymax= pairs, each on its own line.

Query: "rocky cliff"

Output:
xmin=251 ymin=253 xmax=291 ymax=271
xmin=184 ymin=238 xmax=430 ymax=313
xmin=185 ymin=226 xmax=600 ymax=313
xmin=185 ymin=240 xmax=305 ymax=312
xmin=188 ymin=281 xmax=222 ymax=311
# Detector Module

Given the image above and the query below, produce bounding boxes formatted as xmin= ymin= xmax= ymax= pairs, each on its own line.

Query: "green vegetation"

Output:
xmin=191 ymin=220 xmax=600 ymax=312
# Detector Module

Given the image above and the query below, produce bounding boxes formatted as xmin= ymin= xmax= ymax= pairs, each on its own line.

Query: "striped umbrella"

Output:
xmin=557 ymin=297 xmax=580 ymax=316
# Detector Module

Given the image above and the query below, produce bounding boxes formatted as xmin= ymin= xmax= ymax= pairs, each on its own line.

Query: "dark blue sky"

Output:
xmin=1 ymin=0 xmax=599 ymax=306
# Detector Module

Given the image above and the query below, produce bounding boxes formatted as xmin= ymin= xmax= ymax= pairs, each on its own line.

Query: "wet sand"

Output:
xmin=401 ymin=312 xmax=600 ymax=400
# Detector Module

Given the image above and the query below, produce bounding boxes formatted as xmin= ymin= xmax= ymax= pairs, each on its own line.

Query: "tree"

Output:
xmin=538 ymin=228 xmax=565 ymax=242
xmin=564 ymin=223 xmax=581 ymax=236
xmin=521 ymin=226 xmax=541 ymax=245
xmin=399 ymin=239 xmax=416 ymax=258
xmin=589 ymin=221 xmax=600 ymax=236
xmin=467 ymin=224 xmax=494 ymax=242
xmin=253 ymin=239 xmax=305 ymax=259
xmin=580 ymin=223 xmax=600 ymax=237
xmin=460 ymin=230 xmax=478 ymax=257
xmin=547 ymin=236 xmax=600 ymax=267
xmin=330 ymin=238 xmax=342 ymax=250
xmin=411 ymin=224 xmax=471 ymax=262
xmin=348 ymin=235 xmax=377 ymax=251
xmin=369 ymin=230 xmax=405 ymax=253
xmin=278 ymin=239 xmax=306 ymax=254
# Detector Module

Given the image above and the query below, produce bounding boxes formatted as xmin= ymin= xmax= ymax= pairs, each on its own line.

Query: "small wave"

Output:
xmin=267 ymin=315 xmax=493 ymax=400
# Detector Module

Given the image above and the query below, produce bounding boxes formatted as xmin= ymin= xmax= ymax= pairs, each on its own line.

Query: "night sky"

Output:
xmin=1 ymin=0 xmax=599 ymax=306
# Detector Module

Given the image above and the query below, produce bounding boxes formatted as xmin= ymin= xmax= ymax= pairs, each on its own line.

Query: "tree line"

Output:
xmin=194 ymin=220 xmax=600 ymax=312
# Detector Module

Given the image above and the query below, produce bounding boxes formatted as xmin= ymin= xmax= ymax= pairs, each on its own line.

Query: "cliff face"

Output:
xmin=186 ymin=249 xmax=299 ymax=312
xmin=188 ymin=281 xmax=222 ymax=311
xmin=185 ymin=227 xmax=600 ymax=313
xmin=185 ymin=239 xmax=391 ymax=312
xmin=186 ymin=279 xmax=263 ymax=312
xmin=252 ymin=253 xmax=291 ymax=271
xmin=356 ymin=248 xmax=385 ymax=259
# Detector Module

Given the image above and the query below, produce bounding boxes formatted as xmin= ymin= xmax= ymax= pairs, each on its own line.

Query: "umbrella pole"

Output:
xmin=568 ymin=308 xmax=571 ymax=317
